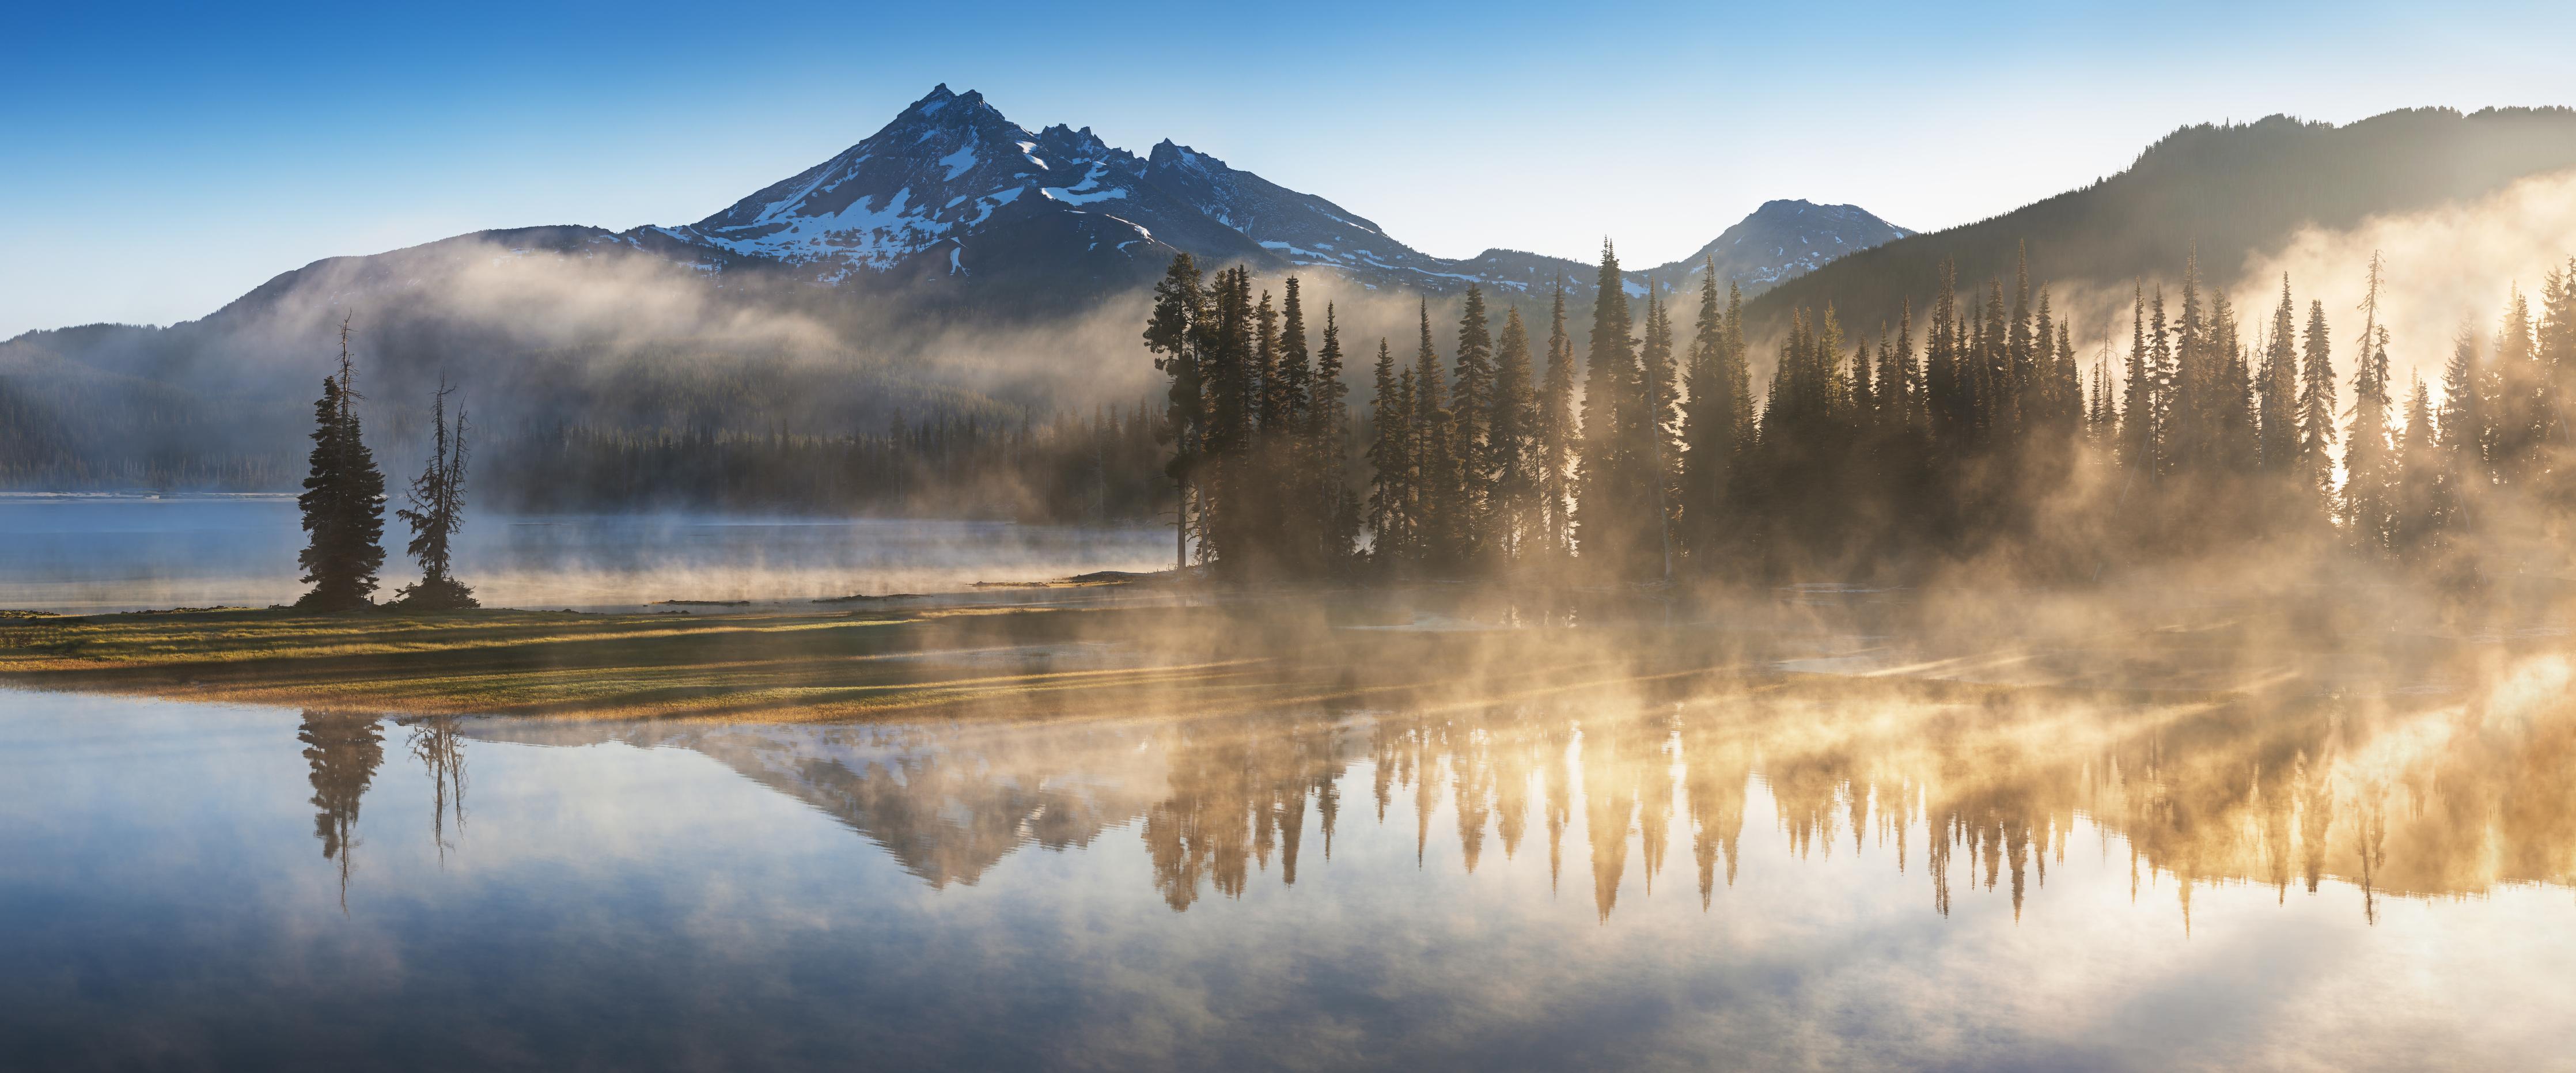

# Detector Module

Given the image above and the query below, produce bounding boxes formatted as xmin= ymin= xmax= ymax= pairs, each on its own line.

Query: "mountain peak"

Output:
xmin=908 ymin=84 xmax=956 ymax=112
xmin=1149 ymin=139 xmax=1217 ymax=174
xmin=651 ymin=87 xmax=1904 ymax=302
xmin=903 ymin=84 xmax=1002 ymax=126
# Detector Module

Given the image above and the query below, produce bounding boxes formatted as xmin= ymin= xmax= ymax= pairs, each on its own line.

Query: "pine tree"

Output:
xmin=1889 ymin=297 xmax=1921 ymax=430
xmin=1410 ymin=301 xmax=1448 ymax=570
xmin=1488 ymin=305 xmax=1537 ymax=564
xmin=1679 ymin=265 xmax=1745 ymax=566
xmin=2439 ymin=323 xmax=2488 ymax=495
xmin=1143 ymin=254 xmax=1207 ymax=570
xmin=2297 ymin=297 xmax=2339 ymax=512
xmin=1927 ymin=260 xmax=1967 ymax=453
xmin=2006 ymin=243 xmax=2035 ymax=437
xmin=392 ymin=379 xmax=476 ymax=610
xmin=1451 ymin=286 xmax=1497 ymax=562
xmin=2052 ymin=319 xmax=2081 ymax=438
xmin=1575 ymin=242 xmax=1643 ymax=572
xmin=2488 ymin=285 xmax=2544 ymax=480
xmin=1535 ymin=283 xmax=1577 ymax=562
xmin=2027 ymin=285 xmax=2054 ymax=433
xmin=2343 ymin=254 xmax=2397 ymax=553
xmin=2148 ymin=286 xmax=2176 ymax=477
xmin=1310 ymin=303 xmax=1356 ymax=571
xmin=2210 ymin=287 xmax=2260 ymax=471
xmin=1271 ymin=279 xmax=1317 ymax=575
xmin=1635 ymin=287 xmax=1679 ymax=581
xmin=2541 ymin=259 xmax=2576 ymax=450
xmin=2120 ymin=283 xmax=2155 ymax=475
xmin=2396 ymin=374 xmax=2446 ymax=558
xmin=2258 ymin=275 xmax=2301 ymax=473
xmin=294 ymin=320 xmax=387 ymax=612
xmin=1204 ymin=266 xmax=1259 ymax=568
xmin=1978 ymin=280 xmax=2007 ymax=444
xmin=2171 ymin=251 xmax=2209 ymax=471
xmin=1366 ymin=338 xmax=1407 ymax=569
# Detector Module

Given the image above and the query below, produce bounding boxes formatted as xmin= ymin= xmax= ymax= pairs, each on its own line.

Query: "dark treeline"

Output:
xmin=1155 ymin=246 xmax=2576 ymax=586
xmin=0 ymin=371 xmax=294 ymax=489
xmin=486 ymin=403 xmax=1172 ymax=523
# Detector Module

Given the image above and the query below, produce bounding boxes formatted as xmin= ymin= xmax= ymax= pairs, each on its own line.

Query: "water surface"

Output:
xmin=6 ymin=677 xmax=2571 ymax=1071
xmin=0 ymin=494 xmax=1168 ymax=612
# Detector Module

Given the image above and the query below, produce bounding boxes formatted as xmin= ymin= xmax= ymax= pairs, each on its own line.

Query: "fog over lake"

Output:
xmin=0 ymin=495 xmax=1170 ymax=613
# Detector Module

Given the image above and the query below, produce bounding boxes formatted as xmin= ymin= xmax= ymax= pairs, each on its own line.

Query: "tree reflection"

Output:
xmin=472 ymin=649 xmax=2576 ymax=926
xmin=407 ymin=716 xmax=469 ymax=865
xmin=296 ymin=710 xmax=385 ymax=911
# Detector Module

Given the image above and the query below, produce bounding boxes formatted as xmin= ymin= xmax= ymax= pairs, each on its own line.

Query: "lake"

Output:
xmin=5 ymin=670 xmax=2573 ymax=1070
xmin=6 ymin=495 xmax=2575 ymax=1070
xmin=0 ymin=494 xmax=1172 ymax=613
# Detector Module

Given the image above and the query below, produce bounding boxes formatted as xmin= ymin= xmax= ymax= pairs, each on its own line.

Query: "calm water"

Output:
xmin=6 ymin=680 xmax=2573 ymax=1071
xmin=0 ymin=494 xmax=1169 ymax=613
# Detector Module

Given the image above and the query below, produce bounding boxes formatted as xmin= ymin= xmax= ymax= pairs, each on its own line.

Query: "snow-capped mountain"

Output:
xmin=615 ymin=84 xmax=1909 ymax=302
xmin=620 ymin=85 xmax=1267 ymax=290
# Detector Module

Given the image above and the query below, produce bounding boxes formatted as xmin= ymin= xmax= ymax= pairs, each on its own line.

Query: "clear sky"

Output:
xmin=6 ymin=0 xmax=2571 ymax=338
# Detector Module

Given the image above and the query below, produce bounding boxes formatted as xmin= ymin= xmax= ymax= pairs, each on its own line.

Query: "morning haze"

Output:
xmin=5 ymin=2 xmax=2575 ymax=1069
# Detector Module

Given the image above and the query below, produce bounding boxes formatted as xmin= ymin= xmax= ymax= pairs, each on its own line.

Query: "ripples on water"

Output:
xmin=6 ymin=664 xmax=2574 ymax=1070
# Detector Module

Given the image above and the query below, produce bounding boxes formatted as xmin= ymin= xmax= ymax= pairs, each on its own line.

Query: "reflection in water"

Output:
xmin=14 ymin=677 xmax=2576 ymax=1070
xmin=407 ymin=716 xmax=469 ymax=863
xmin=295 ymin=710 xmax=385 ymax=909
xmin=437 ymin=652 xmax=2576 ymax=926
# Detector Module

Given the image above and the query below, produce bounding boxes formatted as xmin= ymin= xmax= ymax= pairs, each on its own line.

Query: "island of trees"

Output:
xmin=1145 ymin=245 xmax=2576 ymax=591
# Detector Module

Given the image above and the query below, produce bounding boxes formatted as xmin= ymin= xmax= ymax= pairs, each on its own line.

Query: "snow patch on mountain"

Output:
xmin=623 ymin=85 xmax=1910 ymax=300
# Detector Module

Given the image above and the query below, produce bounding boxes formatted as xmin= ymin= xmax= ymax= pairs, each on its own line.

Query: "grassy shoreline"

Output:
xmin=6 ymin=578 xmax=2468 ymax=722
xmin=0 ymin=589 xmax=1931 ymax=723
xmin=0 ymin=602 xmax=1262 ymax=721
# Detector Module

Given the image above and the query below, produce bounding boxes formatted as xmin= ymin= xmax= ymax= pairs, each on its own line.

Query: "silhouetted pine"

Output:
xmin=2005 ymin=245 xmax=2035 ymax=438
xmin=2257 ymin=276 xmax=2301 ymax=473
xmin=2487 ymin=286 xmax=2545 ymax=481
xmin=2297 ymin=297 xmax=2339 ymax=509
xmin=1926 ymin=260 xmax=1969 ymax=454
xmin=1202 ymin=267 xmax=1258 ymax=570
xmin=1534 ymin=283 xmax=1577 ymax=562
xmin=392 ymin=379 xmax=476 ymax=611
xmin=1574 ymin=242 xmax=1647 ymax=573
xmin=1487 ymin=305 xmax=1537 ymax=564
xmin=2394 ymin=374 xmax=2449 ymax=559
xmin=1145 ymin=254 xmax=1209 ymax=570
xmin=2541 ymin=260 xmax=2576 ymax=467
xmin=1636 ymin=287 xmax=1679 ymax=580
xmin=2146 ymin=287 xmax=2177 ymax=477
xmin=1679 ymin=268 xmax=1751 ymax=570
xmin=2210 ymin=285 xmax=2260 ymax=472
xmin=294 ymin=323 xmax=388 ymax=612
xmin=2439 ymin=323 xmax=2489 ymax=494
xmin=1309 ymin=302 xmax=1357 ymax=572
xmin=1366 ymin=339 xmax=1410 ymax=570
xmin=2343 ymin=255 xmax=2399 ymax=553
xmin=1451 ymin=286 xmax=1496 ymax=563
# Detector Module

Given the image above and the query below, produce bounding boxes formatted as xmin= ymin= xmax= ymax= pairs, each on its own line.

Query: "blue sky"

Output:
xmin=6 ymin=1 xmax=2572 ymax=337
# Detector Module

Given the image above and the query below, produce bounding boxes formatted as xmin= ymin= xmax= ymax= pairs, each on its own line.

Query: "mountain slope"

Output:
xmin=1746 ymin=107 xmax=2576 ymax=335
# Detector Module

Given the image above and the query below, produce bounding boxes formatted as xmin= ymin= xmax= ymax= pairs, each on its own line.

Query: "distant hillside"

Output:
xmin=1746 ymin=107 xmax=2576 ymax=335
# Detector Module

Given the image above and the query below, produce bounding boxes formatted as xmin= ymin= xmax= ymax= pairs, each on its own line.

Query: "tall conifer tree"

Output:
xmin=295 ymin=320 xmax=387 ymax=611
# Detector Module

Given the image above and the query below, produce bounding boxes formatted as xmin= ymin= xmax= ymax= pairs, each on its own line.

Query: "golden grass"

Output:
xmin=0 ymin=586 xmax=2288 ymax=724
